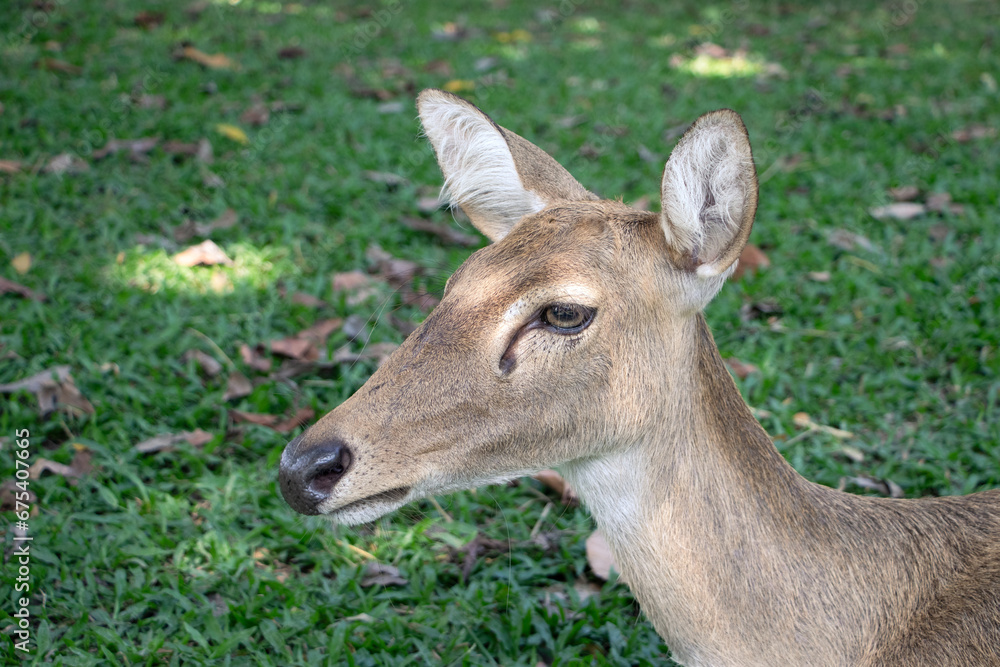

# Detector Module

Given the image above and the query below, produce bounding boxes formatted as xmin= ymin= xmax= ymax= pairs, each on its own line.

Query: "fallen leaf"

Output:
xmin=136 ymin=94 xmax=167 ymax=110
xmin=443 ymin=79 xmax=475 ymax=93
xmin=849 ymin=475 xmax=904 ymax=498
xmin=416 ymin=195 xmax=446 ymax=213
xmin=341 ymin=613 xmax=375 ymax=623
xmin=181 ymin=349 xmax=223 ymax=376
xmin=135 ymin=429 xmax=213 ymax=454
xmin=240 ymin=103 xmax=269 ymax=126
xmin=360 ymin=562 xmax=408 ymax=588
xmin=807 ymin=271 xmax=831 ymax=282
xmin=828 ymin=229 xmax=878 ymax=252
xmin=363 ymin=170 xmax=408 ymax=187
xmin=838 ymin=445 xmax=865 ymax=463
xmin=28 ymin=458 xmax=79 ymax=480
xmin=0 ymin=366 xmax=94 ymax=416
xmin=950 ymin=124 xmax=996 ymax=142
xmin=270 ymin=337 xmax=317 ymax=360
xmin=724 ymin=357 xmax=760 ymax=379
xmin=887 ymin=185 xmax=919 ymax=201
xmin=162 ymin=138 xmax=213 ymax=162
xmin=11 ymin=252 xmax=31 ymax=275
xmin=458 ymin=534 xmax=508 ymax=582
xmin=215 ymin=123 xmax=248 ymax=145
xmin=331 ymin=342 xmax=399 ymax=366
xmin=180 ymin=46 xmax=238 ymax=70
xmin=925 ymin=192 xmax=964 ymax=215
xmin=222 ymin=372 xmax=253 ymax=401
xmin=868 ymin=202 xmax=926 ymax=221
xmin=585 ymin=530 xmax=617 ymax=581
xmin=792 ymin=412 xmax=853 ymax=439
xmin=173 ymin=209 xmax=238 ymax=242
xmin=298 ymin=318 xmax=343 ymax=346
xmin=134 ymin=10 xmax=165 ymax=29
xmin=400 ymin=217 xmax=479 ymax=247
xmin=229 ymin=407 xmax=314 ymax=433
xmin=0 ymin=160 xmax=23 ymax=174
xmin=290 ymin=292 xmax=327 ymax=308
xmin=331 ymin=271 xmax=371 ymax=292
xmin=277 ymin=46 xmax=306 ymax=59
xmin=38 ymin=58 xmax=81 ymax=74
xmin=92 ymin=137 xmax=160 ymax=161
xmin=239 ymin=344 xmax=272 ymax=372
xmin=0 ymin=277 xmax=45 ymax=301
xmin=730 ymin=244 xmax=770 ymax=280
xmin=44 ymin=153 xmax=89 ymax=175
xmin=533 ymin=469 xmax=578 ymax=505
xmin=173 ymin=239 xmax=233 ymax=267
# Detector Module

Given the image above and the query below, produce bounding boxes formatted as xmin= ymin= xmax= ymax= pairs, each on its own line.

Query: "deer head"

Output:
xmin=278 ymin=89 xmax=757 ymax=526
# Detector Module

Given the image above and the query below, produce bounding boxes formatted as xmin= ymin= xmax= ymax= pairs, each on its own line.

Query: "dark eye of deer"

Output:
xmin=541 ymin=304 xmax=593 ymax=332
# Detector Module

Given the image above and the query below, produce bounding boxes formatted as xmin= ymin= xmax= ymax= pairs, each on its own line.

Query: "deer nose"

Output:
xmin=279 ymin=434 xmax=352 ymax=515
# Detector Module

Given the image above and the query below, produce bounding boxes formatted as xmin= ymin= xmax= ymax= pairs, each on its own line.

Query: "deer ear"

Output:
xmin=660 ymin=109 xmax=758 ymax=278
xmin=417 ymin=89 xmax=596 ymax=242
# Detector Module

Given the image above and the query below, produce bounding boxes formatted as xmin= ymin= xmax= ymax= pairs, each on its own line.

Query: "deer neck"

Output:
xmin=561 ymin=313 xmax=832 ymax=665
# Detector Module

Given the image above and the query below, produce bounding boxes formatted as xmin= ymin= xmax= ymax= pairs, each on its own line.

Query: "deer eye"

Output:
xmin=540 ymin=304 xmax=594 ymax=333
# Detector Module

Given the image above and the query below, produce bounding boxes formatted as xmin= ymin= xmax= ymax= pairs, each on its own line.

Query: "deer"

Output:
xmin=279 ymin=89 xmax=1000 ymax=666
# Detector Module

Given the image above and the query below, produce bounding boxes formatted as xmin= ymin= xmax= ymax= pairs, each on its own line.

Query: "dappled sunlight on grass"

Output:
xmin=110 ymin=242 xmax=298 ymax=296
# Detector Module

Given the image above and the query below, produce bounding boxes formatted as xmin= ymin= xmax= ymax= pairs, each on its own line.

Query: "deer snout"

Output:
xmin=279 ymin=434 xmax=352 ymax=515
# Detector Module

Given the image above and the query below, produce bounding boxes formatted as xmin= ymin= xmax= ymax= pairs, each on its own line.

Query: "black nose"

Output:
xmin=279 ymin=434 xmax=352 ymax=515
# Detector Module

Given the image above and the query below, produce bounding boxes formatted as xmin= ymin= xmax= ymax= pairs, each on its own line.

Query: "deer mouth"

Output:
xmin=322 ymin=486 xmax=412 ymax=524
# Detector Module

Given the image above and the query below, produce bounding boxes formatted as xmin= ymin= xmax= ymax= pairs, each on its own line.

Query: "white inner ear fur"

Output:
xmin=419 ymin=96 xmax=545 ymax=241
xmin=661 ymin=125 xmax=752 ymax=277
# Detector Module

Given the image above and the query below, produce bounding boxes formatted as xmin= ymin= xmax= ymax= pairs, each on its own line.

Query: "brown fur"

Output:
xmin=279 ymin=92 xmax=1000 ymax=666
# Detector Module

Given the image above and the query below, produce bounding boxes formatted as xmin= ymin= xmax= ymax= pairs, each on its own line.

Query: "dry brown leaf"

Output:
xmin=92 ymin=137 xmax=159 ymax=160
xmin=0 ymin=277 xmax=45 ymax=301
xmin=331 ymin=342 xmax=399 ymax=367
xmin=868 ymin=202 xmax=926 ymax=221
xmin=277 ymin=46 xmax=306 ymax=59
xmin=400 ymin=217 xmax=479 ymax=247
xmin=0 ymin=160 xmax=23 ymax=174
xmin=0 ymin=365 xmax=94 ymax=416
xmin=38 ymin=58 xmax=82 ymax=74
xmin=135 ymin=429 xmax=213 ymax=454
xmin=290 ymin=292 xmax=327 ymax=308
xmin=585 ymin=530 xmax=617 ymax=581
xmin=230 ymin=407 xmax=314 ymax=433
xmin=222 ymin=372 xmax=253 ymax=401
xmin=239 ymin=344 xmax=272 ymax=372
xmin=849 ymin=475 xmax=904 ymax=498
xmin=925 ymin=192 xmax=964 ymax=215
xmin=950 ymin=124 xmax=996 ymax=142
xmin=162 ymin=138 xmax=213 ymax=162
xmin=887 ymin=185 xmax=920 ymax=202
xmin=134 ymin=10 xmax=165 ymax=29
xmin=270 ymin=337 xmax=317 ymax=361
xmin=44 ymin=153 xmax=89 ymax=175
xmin=28 ymin=458 xmax=79 ymax=480
xmin=730 ymin=244 xmax=770 ymax=280
xmin=533 ymin=469 xmax=578 ymax=505
xmin=182 ymin=349 xmax=223 ymax=376
xmin=828 ymin=229 xmax=877 ymax=252
xmin=332 ymin=271 xmax=372 ymax=292
xmin=298 ymin=318 xmax=343 ymax=346
xmin=792 ymin=412 xmax=853 ymax=439
xmin=724 ymin=357 xmax=760 ymax=379
xmin=359 ymin=562 xmax=408 ymax=588
xmin=11 ymin=252 xmax=31 ymax=275
xmin=173 ymin=239 xmax=232 ymax=267
xmin=240 ymin=103 xmax=269 ymax=126
xmin=364 ymin=170 xmax=408 ymax=187
xmin=180 ymin=46 xmax=238 ymax=70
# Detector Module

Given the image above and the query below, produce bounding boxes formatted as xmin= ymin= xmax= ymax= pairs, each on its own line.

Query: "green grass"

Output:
xmin=1 ymin=0 xmax=998 ymax=664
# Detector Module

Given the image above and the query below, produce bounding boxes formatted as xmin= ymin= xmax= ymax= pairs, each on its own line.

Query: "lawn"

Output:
xmin=1 ymin=0 xmax=998 ymax=665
